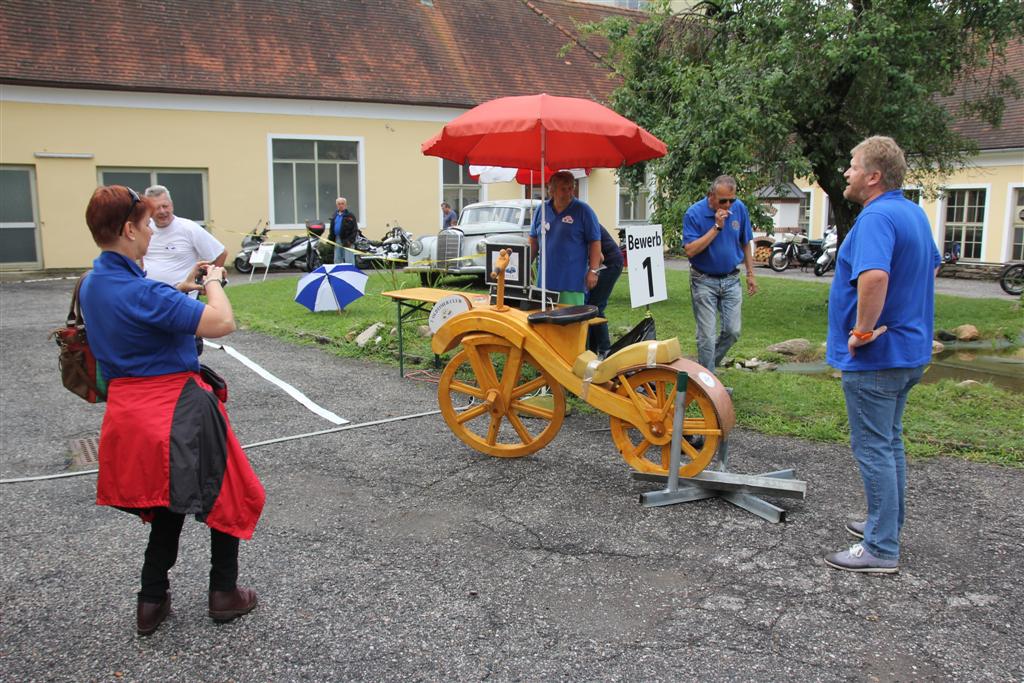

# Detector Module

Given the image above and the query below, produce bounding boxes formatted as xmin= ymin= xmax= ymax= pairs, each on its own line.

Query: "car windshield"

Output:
xmin=459 ymin=206 xmax=522 ymax=227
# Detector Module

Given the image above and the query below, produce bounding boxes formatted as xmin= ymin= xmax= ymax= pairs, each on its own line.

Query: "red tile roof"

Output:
xmin=0 ymin=0 xmax=629 ymax=107
xmin=941 ymin=39 xmax=1024 ymax=151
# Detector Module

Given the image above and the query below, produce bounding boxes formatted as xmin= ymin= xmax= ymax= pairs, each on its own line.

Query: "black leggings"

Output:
xmin=138 ymin=508 xmax=239 ymax=603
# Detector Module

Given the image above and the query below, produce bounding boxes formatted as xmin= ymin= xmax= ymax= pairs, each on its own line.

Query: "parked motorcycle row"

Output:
xmin=232 ymin=220 xmax=413 ymax=274
xmin=233 ymin=220 xmax=323 ymax=274
xmin=768 ymin=226 xmax=837 ymax=276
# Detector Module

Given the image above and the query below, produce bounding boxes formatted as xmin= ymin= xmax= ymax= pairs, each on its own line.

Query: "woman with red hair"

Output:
xmin=80 ymin=185 xmax=264 ymax=636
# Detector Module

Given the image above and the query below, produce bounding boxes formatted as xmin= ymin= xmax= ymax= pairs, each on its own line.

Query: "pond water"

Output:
xmin=777 ymin=341 xmax=1024 ymax=393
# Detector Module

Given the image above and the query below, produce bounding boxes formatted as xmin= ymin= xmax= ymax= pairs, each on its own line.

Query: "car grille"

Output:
xmin=437 ymin=230 xmax=462 ymax=269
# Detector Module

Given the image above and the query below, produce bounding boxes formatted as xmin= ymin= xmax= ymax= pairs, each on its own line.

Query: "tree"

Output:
xmin=584 ymin=0 xmax=1024 ymax=245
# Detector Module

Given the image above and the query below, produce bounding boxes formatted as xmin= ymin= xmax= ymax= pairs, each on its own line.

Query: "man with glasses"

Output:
xmin=143 ymin=185 xmax=226 ymax=298
xmin=682 ymin=175 xmax=758 ymax=371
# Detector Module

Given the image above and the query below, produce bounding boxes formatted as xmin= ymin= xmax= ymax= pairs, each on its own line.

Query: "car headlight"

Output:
xmin=409 ymin=239 xmax=423 ymax=256
xmin=475 ymin=241 xmax=488 ymax=254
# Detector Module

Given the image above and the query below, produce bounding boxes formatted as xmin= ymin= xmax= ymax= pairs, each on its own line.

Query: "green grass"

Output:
xmin=227 ymin=268 xmax=1024 ymax=466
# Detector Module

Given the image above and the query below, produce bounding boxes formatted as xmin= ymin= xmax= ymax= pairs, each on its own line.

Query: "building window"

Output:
xmin=272 ymin=139 xmax=359 ymax=226
xmin=99 ymin=169 xmax=207 ymax=226
xmin=903 ymin=189 xmax=922 ymax=204
xmin=0 ymin=166 xmax=39 ymax=266
xmin=619 ymin=174 xmax=651 ymax=223
xmin=1012 ymin=188 xmax=1024 ymax=261
xmin=943 ymin=188 xmax=986 ymax=261
xmin=797 ymin=191 xmax=811 ymax=233
xmin=442 ymin=160 xmax=479 ymax=217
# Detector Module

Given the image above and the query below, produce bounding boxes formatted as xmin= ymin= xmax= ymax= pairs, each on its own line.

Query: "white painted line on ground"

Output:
xmin=204 ymin=339 xmax=349 ymax=425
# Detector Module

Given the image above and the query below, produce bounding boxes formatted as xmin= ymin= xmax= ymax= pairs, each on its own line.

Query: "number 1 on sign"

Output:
xmin=625 ymin=224 xmax=667 ymax=307
xmin=642 ymin=255 xmax=654 ymax=298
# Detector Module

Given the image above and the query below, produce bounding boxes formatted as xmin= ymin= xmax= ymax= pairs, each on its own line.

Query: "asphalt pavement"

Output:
xmin=1 ymin=277 xmax=1022 ymax=681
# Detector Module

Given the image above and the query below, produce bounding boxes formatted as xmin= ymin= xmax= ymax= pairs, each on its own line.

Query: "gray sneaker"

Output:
xmin=824 ymin=543 xmax=898 ymax=574
xmin=846 ymin=520 xmax=865 ymax=539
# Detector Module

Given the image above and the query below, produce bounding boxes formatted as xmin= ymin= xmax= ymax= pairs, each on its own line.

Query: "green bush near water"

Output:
xmin=226 ymin=269 xmax=1023 ymax=466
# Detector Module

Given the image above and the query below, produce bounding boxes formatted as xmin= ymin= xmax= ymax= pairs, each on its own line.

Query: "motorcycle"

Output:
xmin=813 ymin=226 xmax=838 ymax=277
xmin=998 ymin=261 xmax=1024 ymax=296
xmin=769 ymin=231 xmax=823 ymax=272
xmin=354 ymin=224 xmax=413 ymax=270
xmin=233 ymin=220 xmax=323 ymax=274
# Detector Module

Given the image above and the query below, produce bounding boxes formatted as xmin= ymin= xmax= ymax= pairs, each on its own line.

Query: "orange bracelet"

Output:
xmin=849 ymin=329 xmax=873 ymax=340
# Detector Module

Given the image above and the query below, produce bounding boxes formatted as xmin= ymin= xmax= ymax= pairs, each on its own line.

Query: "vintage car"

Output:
xmin=406 ymin=198 xmax=540 ymax=286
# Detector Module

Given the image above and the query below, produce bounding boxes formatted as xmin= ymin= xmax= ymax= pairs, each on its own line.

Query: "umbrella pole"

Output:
xmin=539 ymin=128 xmax=547 ymax=311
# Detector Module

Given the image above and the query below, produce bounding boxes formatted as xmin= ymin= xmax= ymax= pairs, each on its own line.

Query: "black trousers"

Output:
xmin=138 ymin=508 xmax=239 ymax=603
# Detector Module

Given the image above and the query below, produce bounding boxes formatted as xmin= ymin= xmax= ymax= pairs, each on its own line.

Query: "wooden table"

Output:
xmin=381 ymin=288 xmax=492 ymax=377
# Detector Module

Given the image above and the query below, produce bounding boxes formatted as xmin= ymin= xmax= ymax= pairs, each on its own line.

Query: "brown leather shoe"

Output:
xmin=208 ymin=587 xmax=258 ymax=622
xmin=137 ymin=593 xmax=171 ymax=636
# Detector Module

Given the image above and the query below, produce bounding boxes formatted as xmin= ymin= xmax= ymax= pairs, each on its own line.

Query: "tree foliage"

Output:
xmin=584 ymin=0 xmax=1024 ymax=245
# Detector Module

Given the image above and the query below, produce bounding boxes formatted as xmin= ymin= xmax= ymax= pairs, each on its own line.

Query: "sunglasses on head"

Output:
xmin=718 ymin=197 xmax=736 ymax=205
xmin=119 ymin=187 xmax=141 ymax=235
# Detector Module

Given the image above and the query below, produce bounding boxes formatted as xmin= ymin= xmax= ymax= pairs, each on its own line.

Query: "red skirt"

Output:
xmin=96 ymin=371 xmax=265 ymax=539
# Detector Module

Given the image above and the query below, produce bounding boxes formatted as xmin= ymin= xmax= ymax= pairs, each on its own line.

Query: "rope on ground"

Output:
xmin=0 ymin=409 xmax=443 ymax=485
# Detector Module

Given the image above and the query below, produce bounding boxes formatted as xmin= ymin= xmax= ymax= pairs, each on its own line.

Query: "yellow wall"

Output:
xmin=798 ymin=150 xmax=1023 ymax=261
xmin=1 ymin=97 xmax=629 ymax=270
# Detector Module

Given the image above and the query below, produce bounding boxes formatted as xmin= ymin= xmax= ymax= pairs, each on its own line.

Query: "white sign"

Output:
xmin=250 ymin=243 xmax=275 ymax=267
xmin=624 ymin=224 xmax=667 ymax=307
xmin=428 ymin=294 xmax=471 ymax=333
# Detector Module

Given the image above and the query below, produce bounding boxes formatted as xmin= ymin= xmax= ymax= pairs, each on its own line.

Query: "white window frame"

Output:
xmin=439 ymin=159 xmax=485 ymax=228
xmin=98 ymin=168 xmax=209 ymax=227
xmin=937 ymin=183 xmax=991 ymax=262
xmin=0 ymin=165 xmax=41 ymax=269
xmin=1004 ymin=183 xmax=1024 ymax=262
xmin=796 ymin=190 xmax=813 ymax=235
xmin=616 ymin=171 xmax=654 ymax=225
xmin=267 ymin=134 xmax=365 ymax=231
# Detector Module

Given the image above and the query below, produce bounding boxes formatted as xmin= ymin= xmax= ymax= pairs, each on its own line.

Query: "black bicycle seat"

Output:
xmin=527 ymin=304 xmax=599 ymax=326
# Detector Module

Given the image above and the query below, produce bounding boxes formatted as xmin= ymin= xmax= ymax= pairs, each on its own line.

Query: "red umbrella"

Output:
xmin=421 ymin=93 xmax=666 ymax=169
xmin=422 ymin=93 xmax=666 ymax=307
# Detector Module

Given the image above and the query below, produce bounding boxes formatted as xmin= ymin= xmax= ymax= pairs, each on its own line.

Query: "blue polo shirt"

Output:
xmin=599 ymin=226 xmax=624 ymax=268
xmin=683 ymin=197 xmax=753 ymax=275
xmin=79 ymin=251 xmax=206 ymax=380
xmin=530 ymin=197 xmax=601 ymax=293
xmin=826 ymin=190 xmax=941 ymax=371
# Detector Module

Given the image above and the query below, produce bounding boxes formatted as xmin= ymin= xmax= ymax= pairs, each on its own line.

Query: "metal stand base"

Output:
xmin=635 ymin=466 xmax=805 ymax=523
xmin=635 ymin=375 xmax=807 ymax=523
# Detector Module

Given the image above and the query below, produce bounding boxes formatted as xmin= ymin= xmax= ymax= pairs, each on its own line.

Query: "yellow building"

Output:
xmin=0 ymin=0 xmax=637 ymax=271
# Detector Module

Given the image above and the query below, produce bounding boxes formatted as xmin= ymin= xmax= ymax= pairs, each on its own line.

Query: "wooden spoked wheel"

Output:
xmin=609 ymin=368 xmax=722 ymax=477
xmin=438 ymin=337 xmax=566 ymax=458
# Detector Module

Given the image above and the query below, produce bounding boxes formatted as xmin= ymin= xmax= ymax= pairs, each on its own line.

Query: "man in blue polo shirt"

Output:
xmin=530 ymin=171 xmax=602 ymax=306
xmin=682 ymin=175 xmax=758 ymax=371
xmin=824 ymin=136 xmax=940 ymax=574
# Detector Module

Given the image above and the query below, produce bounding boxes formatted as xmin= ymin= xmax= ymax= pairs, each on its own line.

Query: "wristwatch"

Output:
xmin=589 ymin=268 xmax=600 ymax=275
xmin=714 ymin=225 xmax=723 ymax=231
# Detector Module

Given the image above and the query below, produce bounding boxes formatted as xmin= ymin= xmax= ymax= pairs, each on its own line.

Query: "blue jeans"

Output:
xmin=587 ymin=264 xmax=623 ymax=356
xmin=689 ymin=270 xmax=742 ymax=371
xmin=841 ymin=366 xmax=926 ymax=560
xmin=334 ymin=244 xmax=353 ymax=265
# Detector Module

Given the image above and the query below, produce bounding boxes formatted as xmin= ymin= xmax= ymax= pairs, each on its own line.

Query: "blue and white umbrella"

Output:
xmin=295 ymin=264 xmax=368 ymax=312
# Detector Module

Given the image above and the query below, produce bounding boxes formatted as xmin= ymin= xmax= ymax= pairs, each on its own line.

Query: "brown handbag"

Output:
xmin=51 ymin=273 xmax=106 ymax=403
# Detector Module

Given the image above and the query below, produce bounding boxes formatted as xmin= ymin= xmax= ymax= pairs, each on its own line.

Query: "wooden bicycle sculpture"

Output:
xmin=429 ymin=249 xmax=735 ymax=478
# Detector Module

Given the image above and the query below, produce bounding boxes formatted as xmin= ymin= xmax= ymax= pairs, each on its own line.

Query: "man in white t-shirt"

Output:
xmin=143 ymin=185 xmax=227 ymax=297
